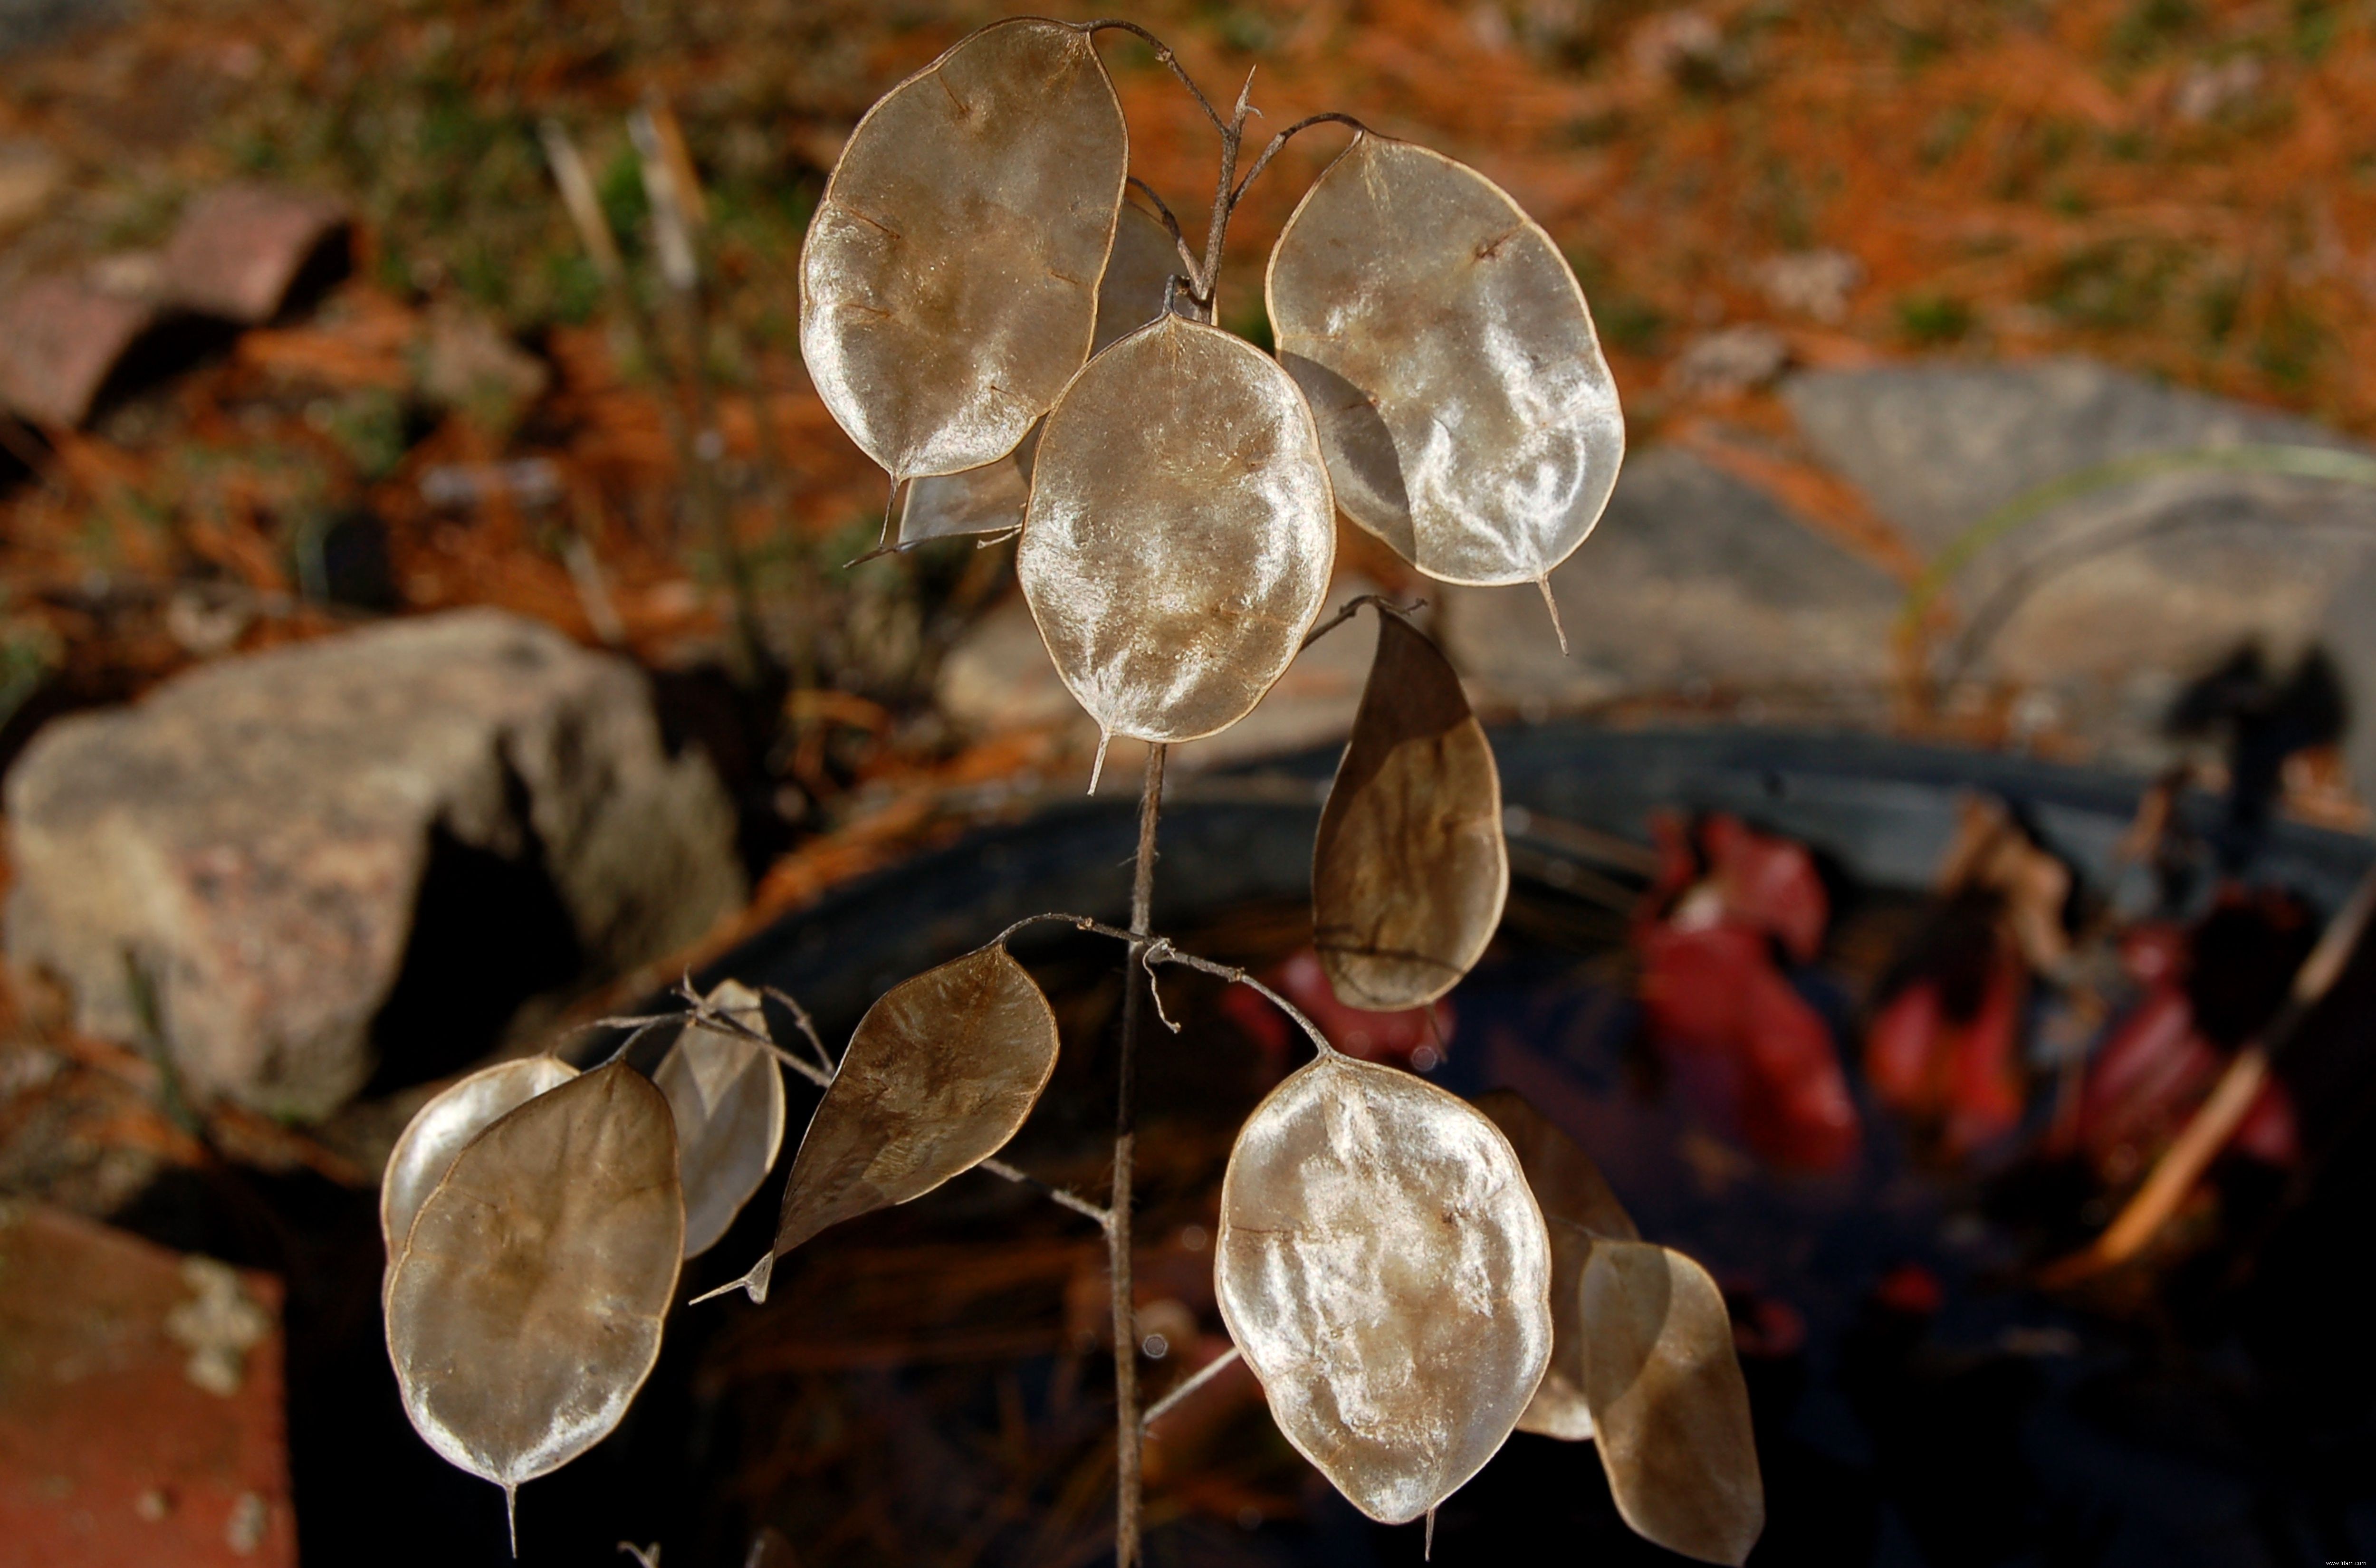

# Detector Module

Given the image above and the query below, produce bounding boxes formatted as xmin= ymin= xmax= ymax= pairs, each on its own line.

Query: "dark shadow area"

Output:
xmin=362 ymin=813 xmax=584 ymax=1095
xmin=272 ymin=225 xmax=355 ymax=324
xmin=648 ymin=660 xmax=795 ymax=880
xmin=85 ymin=311 xmax=242 ymax=427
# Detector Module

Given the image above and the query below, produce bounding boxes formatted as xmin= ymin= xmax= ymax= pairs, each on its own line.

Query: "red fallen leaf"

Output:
xmin=1864 ymin=945 xmax=2027 ymax=1155
xmin=1639 ymin=922 xmax=1860 ymax=1172
xmin=159 ymin=184 xmax=350 ymax=325
xmin=2073 ymin=979 xmax=2299 ymax=1174
xmin=1218 ymin=948 xmax=1453 ymax=1071
xmin=1647 ymin=812 xmax=1830 ymax=963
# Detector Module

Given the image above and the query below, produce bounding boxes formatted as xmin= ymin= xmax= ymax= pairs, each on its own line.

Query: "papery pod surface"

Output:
xmin=725 ymin=946 xmax=1059 ymax=1301
xmin=655 ymin=980 xmax=788 ymax=1260
xmin=384 ymin=1062 xmax=684 ymax=1523
xmin=380 ymin=1055 xmax=578 ymax=1257
xmin=801 ymin=17 xmax=1126 ymax=484
xmin=1473 ymin=1090 xmax=1637 ymax=1440
xmin=891 ymin=200 xmax=1183 ymax=546
xmin=1266 ymin=133 xmax=1623 ymax=588
xmin=1214 ymin=1052 xmax=1552 ymax=1523
xmin=1019 ymin=312 xmax=1335 ymax=747
xmin=1580 ymin=1239 xmax=1765 ymax=1565
xmin=1313 ymin=611 xmax=1507 ymax=1009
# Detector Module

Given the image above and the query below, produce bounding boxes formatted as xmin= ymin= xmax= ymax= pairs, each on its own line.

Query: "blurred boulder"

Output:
xmin=5 ymin=610 xmax=745 ymax=1118
xmin=157 ymin=183 xmax=349 ymax=325
xmin=1438 ymin=447 xmax=1901 ymax=716
xmin=1786 ymin=359 xmax=2376 ymax=751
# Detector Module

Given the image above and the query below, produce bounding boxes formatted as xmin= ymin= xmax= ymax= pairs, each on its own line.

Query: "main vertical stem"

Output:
xmin=1112 ymin=740 xmax=1167 ymax=1567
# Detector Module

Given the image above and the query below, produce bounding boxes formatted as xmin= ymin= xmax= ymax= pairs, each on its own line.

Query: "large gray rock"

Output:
xmin=5 ymin=610 xmax=745 ymax=1118
xmin=1438 ymin=447 xmax=1902 ymax=714
xmin=1786 ymin=359 xmax=2376 ymax=749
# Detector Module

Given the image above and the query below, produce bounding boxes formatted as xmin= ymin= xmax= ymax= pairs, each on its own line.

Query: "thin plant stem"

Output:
xmin=1079 ymin=20 xmax=1229 ymax=134
xmin=1111 ymin=740 xmax=1166 ymax=1568
xmin=1140 ymin=1344 xmax=1242 ymax=1432
xmin=1232 ymin=111 xmax=1370 ymax=205
xmin=1127 ymin=175 xmax=1205 ymax=295
xmin=1298 ymin=593 xmax=1427 ymax=652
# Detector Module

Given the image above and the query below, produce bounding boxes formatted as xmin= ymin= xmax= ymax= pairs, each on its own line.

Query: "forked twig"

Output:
xmin=1127 ymin=175 xmax=1205 ymax=293
xmin=1299 ymin=593 xmax=1428 ymax=652
xmin=1140 ymin=1344 xmax=1244 ymax=1432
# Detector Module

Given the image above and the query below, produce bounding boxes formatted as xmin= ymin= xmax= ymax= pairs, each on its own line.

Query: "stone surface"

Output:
xmin=1786 ymin=358 xmax=2376 ymax=747
xmin=0 ymin=274 xmax=157 ymax=426
xmin=158 ymin=184 xmax=349 ymax=325
xmin=5 ymin=609 xmax=745 ymax=1117
xmin=0 ymin=1201 xmax=295 ymax=1568
xmin=1438 ymin=447 xmax=1902 ymax=713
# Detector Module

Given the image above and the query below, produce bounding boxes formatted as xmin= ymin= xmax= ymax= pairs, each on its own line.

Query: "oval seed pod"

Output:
xmin=1266 ymin=133 xmax=1624 ymax=590
xmin=1312 ymin=611 xmax=1507 ymax=1010
xmin=655 ymin=980 xmax=788 ymax=1260
xmin=717 ymin=946 xmax=1059 ymax=1303
xmin=1472 ymin=1088 xmax=1637 ymax=1241
xmin=1579 ymin=1240 xmax=1765 ymax=1566
xmin=892 ymin=202 xmax=1186 ymax=546
xmin=1214 ymin=1052 xmax=1552 ymax=1524
xmin=1473 ymin=1088 xmax=1637 ymax=1442
xmin=384 ymin=1063 xmax=683 ymax=1542
xmin=380 ymin=1055 xmax=579 ymax=1258
xmin=1019 ymin=313 xmax=1336 ymax=755
xmin=802 ymin=17 xmax=1127 ymax=486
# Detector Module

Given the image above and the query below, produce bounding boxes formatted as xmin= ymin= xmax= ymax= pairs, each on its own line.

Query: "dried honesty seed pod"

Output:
xmin=1472 ymin=1088 xmax=1638 ymax=1241
xmin=1313 ymin=611 xmax=1507 ymax=1010
xmin=1019 ymin=313 xmax=1335 ymax=760
xmin=1473 ymin=1089 xmax=1637 ymax=1442
xmin=802 ymin=17 xmax=1127 ymax=489
xmin=718 ymin=946 xmax=1059 ymax=1303
xmin=1214 ymin=1052 xmax=1552 ymax=1524
xmin=380 ymin=1055 xmax=579 ymax=1259
xmin=1580 ymin=1240 xmax=1765 ymax=1566
xmin=1266 ymin=133 xmax=1624 ymax=591
xmin=891 ymin=199 xmax=1184 ymax=546
xmin=384 ymin=1063 xmax=684 ymax=1542
xmin=656 ymin=980 xmax=788 ymax=1260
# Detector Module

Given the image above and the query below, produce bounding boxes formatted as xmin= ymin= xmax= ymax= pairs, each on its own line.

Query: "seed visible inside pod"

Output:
xmin=1267 ymin=132 xmax=1624 ymax=591
xmin=1214 ymin=1052 xmax=1552 ymax=1524
xmin=1018 ymin=312 xmax=1335 ymax=760
xmin=802 ymin=17 xmax=1127 ymax=487
xmin=1313 ymin=610 xmax=1507 ymax=1010
xmin=384 ymin=1062 xmax=684 ymax=1549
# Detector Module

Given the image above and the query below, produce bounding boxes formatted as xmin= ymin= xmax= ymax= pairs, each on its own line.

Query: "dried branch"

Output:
xmin=1078 ymin=20 xmax=1229 ymax=134
xmin=1140 ymin=1344 xmax=1243 ymax=1432
xmin=1127 ymin=176 xmax=1205 ymax=296
xmin=1232 ymin=112 xmax=1370 ymax=206
xmin=1298 ymin=593 xmax=1427 ymax=652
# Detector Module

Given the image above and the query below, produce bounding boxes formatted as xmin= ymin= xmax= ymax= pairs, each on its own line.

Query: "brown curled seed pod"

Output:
xmin=1312 ymin=610 xmax=1508 ymax=1010
xmin=1018 ymin=313 xmax=1335 ymax=756
xmin=1473 ymin=1089 xmax=1638 ymax=1442
xmin=1266 ymin=132 xmax=1624 ymax=590
xmin=384 ymin=1062 xmax=684 ymax=1544
xmin=1579 ymin=1240 xmax=1765 ymax=1566
xmin=380 ymin=1055 xmax=579 ymax=1261
xmin=892 ymin=201 xmax=1185 ymax=547
xmin=655 ymin=980 xmax=788 ymax=1261
xmin=717 ymin=945 xmax=1059 ymax=1303
xmin=1214 ymin=1052 xmax=1552 ymax=1524
xmin=801 ymin=17 xmax=1127 ymax=488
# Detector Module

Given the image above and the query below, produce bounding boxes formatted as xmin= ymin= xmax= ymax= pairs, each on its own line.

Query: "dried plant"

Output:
xmin=383 ymin=18 xmax=1761 ymax=1563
